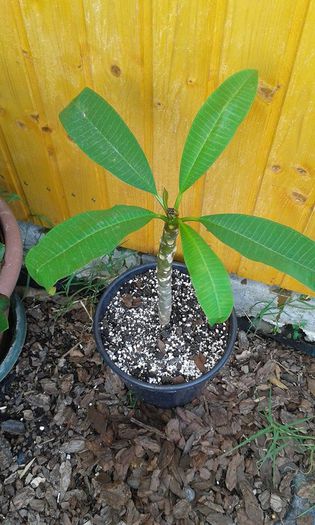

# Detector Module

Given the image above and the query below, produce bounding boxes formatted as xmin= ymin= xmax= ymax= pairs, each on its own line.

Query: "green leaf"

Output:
xmin=60 ymin=88 xmax=157 ymax=195
xmin=200 ymin=214 xmax=315 ymax=290
xmin=0 ymin=312 xmax=8 ymax=332
xmin=26 ymin=205 xmax=156 ymax=290
xmin=162 ymin=187 xmax=169 ymax=210
xmin=179 ymin=222 xmax=233 ymax=325
xmin=0 ymin=242 xmax=5 ymax=262
xmin=179 ymin=69 xmax=258 ymax=193
xmin=0 ymin=294 xmax=9 ymax=332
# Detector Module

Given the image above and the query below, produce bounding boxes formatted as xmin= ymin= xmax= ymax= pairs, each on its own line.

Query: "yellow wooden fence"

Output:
xmin=0 ymin=0 xmax=314 ymax=294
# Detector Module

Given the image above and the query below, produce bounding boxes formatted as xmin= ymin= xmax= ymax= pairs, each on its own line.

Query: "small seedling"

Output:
xmin=0 ymin=189 xmax=21 ymax=203
xmin=291 ymin=320 xmax=307 ymax=341
xmin=126 ymin=390 xmax=138 ymax=410
xmin=25 ymin=70 xmax=315 ymax=328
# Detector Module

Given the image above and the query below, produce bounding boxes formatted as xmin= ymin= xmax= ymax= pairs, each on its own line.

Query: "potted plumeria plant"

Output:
xmin=26 ymin=70 xmax=315 ymax=407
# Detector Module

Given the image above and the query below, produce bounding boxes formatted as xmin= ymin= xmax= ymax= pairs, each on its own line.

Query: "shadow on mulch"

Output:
xmin=0 ymin=293 xmax=314 ymax=525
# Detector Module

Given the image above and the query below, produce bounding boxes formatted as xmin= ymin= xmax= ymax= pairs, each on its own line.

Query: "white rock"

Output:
xmin=270 ymin=493 xmax=283 ymax=513
xmin=31 ymin=476 xmax=46 ymax=488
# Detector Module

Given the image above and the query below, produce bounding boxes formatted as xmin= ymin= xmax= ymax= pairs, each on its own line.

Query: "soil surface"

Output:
xmin=100 ymin=269 xmax=228 ymax=384
xmin=0 ymin=291 xmax=314 ymax=525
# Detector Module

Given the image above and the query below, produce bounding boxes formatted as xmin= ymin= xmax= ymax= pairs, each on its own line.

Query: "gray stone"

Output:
xmin=59 ymin=460 xmax=72 ymax=499
xmin=11 ymin=486 xmax=35 ymax=510
xmin=183 ymin=486 xmax=196 ymax=502
xmin=124 ymin=253 xmax=140 ymax=269
xmin=270 ymin=493 xmax=283 ymax=513
xmin=141 ymin=253 xmax=156 ymax=264
xmin=1 ymin=420 xmax=26 ymax=435
xmin=0 ymin=436 xmax=12 ymax=469
xmin=60 ymin=438 xmax=86 ymax=453
xmin=18 ymin=221 xmax=46 ymax=255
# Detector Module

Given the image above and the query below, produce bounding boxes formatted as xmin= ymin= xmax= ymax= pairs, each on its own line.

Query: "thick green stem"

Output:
xmin=157 ymin=211 xmax=179 ymax=326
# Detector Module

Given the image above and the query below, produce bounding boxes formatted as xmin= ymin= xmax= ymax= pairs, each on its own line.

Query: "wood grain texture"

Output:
xmin=200 ymin=0 xmax=310 ymax=274
xmin=240 ymin=0 xmax=315 ymax=295
xmin=0 ymin=124 xmax=28 ymax=219
xmin=0 ymin=1 xmax=68 ymax=225
xmin=151 ymin=0 xmax=227 ymax=253
xmin=81 ymin=0 xmax=155 ymax=252
xmin=0 ymin=0 xmax=313 ymax=294
xmin=17 ymin=0 xmax=108 ymax=218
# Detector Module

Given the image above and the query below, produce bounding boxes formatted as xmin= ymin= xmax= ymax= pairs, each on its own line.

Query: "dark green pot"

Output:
xmin=0 ymin=293 xmax=27 ymax=383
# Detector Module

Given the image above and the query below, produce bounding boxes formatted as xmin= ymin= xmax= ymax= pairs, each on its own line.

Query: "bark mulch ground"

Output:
xmin=0 ymin=293 xmax=314 ymax=525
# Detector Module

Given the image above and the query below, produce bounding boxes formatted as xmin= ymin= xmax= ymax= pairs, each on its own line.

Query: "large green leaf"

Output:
xmin=60 ymin=88 xmax=157 ymax=195
xmin=179 ymin=69 xmax=258 ymax=193
xmin=200 ymin=214 xmax=315 ymax=290
xmin=179 ymin=223 xmax=233 ymax=325
xmin=26 ymin=205 xmax=156 ymax=291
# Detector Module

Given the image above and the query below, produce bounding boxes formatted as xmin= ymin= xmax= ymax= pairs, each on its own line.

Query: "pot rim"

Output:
xmin=0 ymin=293 xmax=27 ymax=383
xmin=93 ymin=262 xmax=237 ymax=392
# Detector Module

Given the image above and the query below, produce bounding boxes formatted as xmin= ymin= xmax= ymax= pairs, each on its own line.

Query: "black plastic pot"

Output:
xmin=0 ymin=293 xmax=27 ymax=383
xmin=94 ymin=263 xmax=237 ymax=408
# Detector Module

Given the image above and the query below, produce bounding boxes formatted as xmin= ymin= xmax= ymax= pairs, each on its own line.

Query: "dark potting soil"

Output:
xmin=99 ymin=269 xmax=229 ymax=384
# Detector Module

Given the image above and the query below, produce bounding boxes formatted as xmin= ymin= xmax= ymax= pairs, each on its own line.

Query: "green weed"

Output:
xmin=249 ymin=292 xmax=315 ymax=337
xmin=52 ymin=252 xmax=126 ymax=321
xmin=224 ymin=393 xmax=315 ymax=477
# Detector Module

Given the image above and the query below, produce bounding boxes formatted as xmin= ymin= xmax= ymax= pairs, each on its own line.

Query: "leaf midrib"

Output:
xmin=203 ymin=218 xmax=313 ymax=273
xmin=76 ymin=100 xmax=155 ymax=192
xmin=181 ymin=225 xmax=223 ymax=318
xmin=181 ymin=74 xmax=253 ymax=187
xmin=32 ymin=211 xmax=154 ymax=274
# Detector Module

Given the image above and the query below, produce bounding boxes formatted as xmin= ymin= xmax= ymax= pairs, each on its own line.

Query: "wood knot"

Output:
xmin=295 ymin=166 xmax=309 ymax=176
xmin=110 ymin=64 xmax=121 ymax=77
xmin=41 ymin=126 xmax=52 ymax=133
xmin=258 ymin=81 xmax=280 ymax=103
xmin=291 ymin=191 xmax=307 ymax=205
xmin=271 ymin=165 xmax=282 ymax=173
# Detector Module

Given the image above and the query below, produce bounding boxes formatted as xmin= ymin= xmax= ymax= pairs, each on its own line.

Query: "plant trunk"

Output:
xmin=157 ymin=213 xmax=178 ymax=326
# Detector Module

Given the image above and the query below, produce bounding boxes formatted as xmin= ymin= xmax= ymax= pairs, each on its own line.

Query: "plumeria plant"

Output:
xmin=26 ymin=70 xmax=315 ymax=328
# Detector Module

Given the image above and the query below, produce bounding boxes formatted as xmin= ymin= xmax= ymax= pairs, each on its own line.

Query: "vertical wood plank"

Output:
xmin=83 ymin=0 xmax=155 ymax=252
xmin=200 ymin=0 xmax=309 ymax=273
xmin=0 ymin=1 xmax=68 ymax=224
xmin=151 ymin=0 xmax=227 ymax=252
xmin=0 ymin=125 xmax=28 ymax=219
xmin=239 ymin=0 xmax=315 ymax=294
xmin=18 ymin=0 xmax=109 ymax=217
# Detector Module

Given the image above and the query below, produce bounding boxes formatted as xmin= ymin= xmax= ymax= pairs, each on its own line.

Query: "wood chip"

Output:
xmin=239 ymin=479 xmax=264 ymax=524
xmin=194 ymin=353 xmax=207 ymax=373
